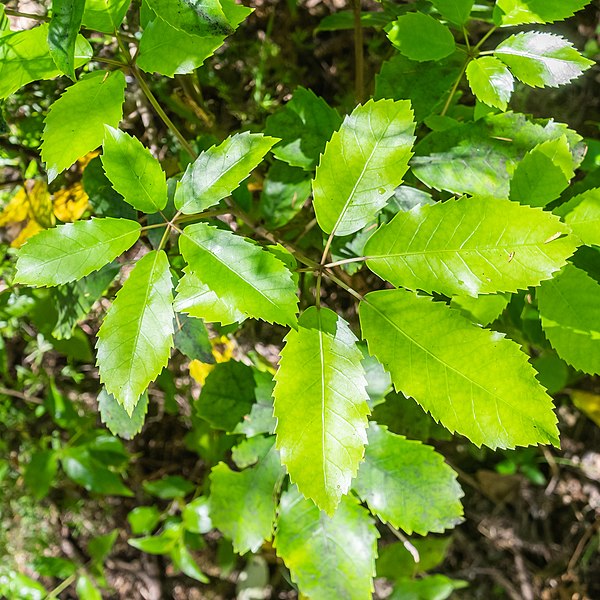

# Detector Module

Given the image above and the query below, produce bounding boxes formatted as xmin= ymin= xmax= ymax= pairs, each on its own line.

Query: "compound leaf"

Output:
xmin=364 ymin=196 xmax=577 ymax=297
xmin=48 ymin=0 xmax=86 ymax=80
xmin=313 ymin=99 xmax=416 ymax=237
xmin=179 ymin=223 xmax=298 ymax=326
xmin=273 ymin=307 xmax=369 ymax=515
xmin=209 ymin=441 xmax=282 ymax=554
xmin=494 ymin=32 xmax=594 ymax=88
xmin=359 ymin=289 xmax=559 ymax=449
xmin=15 ymin=217 xmax=140 ymax=286
xmin=175 ymin=132 xmax=277 ymax=214
xmin=0 ymin=24 xmax=92 ymax=99
xmin=96 ymin=250 xmax=174 ymax=415
xmin=274 ymin=487 xmax=378 ymax=600
xmin=353 ymin=423 xmax=464 ymax=534
xmin=538 ymin=264 xmax=600 ymax=375
xmin=41 ymin=70 xmax=126 ymax=182
xmin=387 ymin=13 xmax=455 ymax=62
xmin=466 ymin=56 xmax=514 ymax=111
xmin=101 ymin=126 xmax=168 ymax=213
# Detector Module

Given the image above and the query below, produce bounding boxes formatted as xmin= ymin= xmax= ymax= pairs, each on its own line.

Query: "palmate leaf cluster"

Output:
xmin=2 ymin=0 xmax=599 ymax=598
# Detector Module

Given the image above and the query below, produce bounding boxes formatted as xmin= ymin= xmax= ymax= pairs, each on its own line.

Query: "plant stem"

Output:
xmin=440 ymin=59 xmax=469 ymax=117
xmin=323 ymin=269 xmax=364 ymax=302
xmin=324 ymin=255 xmax=368 ymax=268
xmin=474 ymin=25 xmax=497 ymax=51
xmin=352 ymin=0 xmax=365 ymax=103
xmin=45 ymin=574 xmax=76 ymax=599
xmin=4 ymin=8 xmax=49 ymax=21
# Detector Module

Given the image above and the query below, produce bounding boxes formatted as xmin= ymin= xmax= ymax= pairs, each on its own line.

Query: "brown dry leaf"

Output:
xmin=53 ymin=182 xmax=89 ymax=222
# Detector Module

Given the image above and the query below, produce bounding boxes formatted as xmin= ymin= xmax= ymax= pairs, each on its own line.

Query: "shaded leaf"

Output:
xmin=143 ymin=475 xmax=195 ymax=499
xmin=430 ymin=0 xmax=475 ymax=24
xmin=145 ymin=0 xmax=233 ymax=37
xmin=24 ymin=450 xmax=58 ymax=500
xmin=360 ymin=289 xmax=559 ymax=449
xmin=98 ymin=388 xmax=149 ymax=440
xmin=48 ymin=0 xmax=86 ymax=80
xmin=273 ymin=307 xmax=369 ymax=514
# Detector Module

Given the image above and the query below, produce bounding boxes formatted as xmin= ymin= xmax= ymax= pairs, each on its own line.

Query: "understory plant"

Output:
xmin=1 ymin=0 xmax=599 ymax=598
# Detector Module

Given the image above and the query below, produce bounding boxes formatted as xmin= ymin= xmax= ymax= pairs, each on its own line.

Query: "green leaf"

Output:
xmin=495 ymin=0 xmax=591 ymax=26
xmin=76 ymin=575 xmax=101 ymax=600
xmin=144 ymin=475 xmax=195 ymax=499
xmin=174 ymin=314 xmax=212 ymax=361
xmin=62 ymin=447 xmax=132 ymax=496
xmin=48 ymin=0 xmax=86 ymax=80
xmin=359 ymin=289 xmax=559 ymax=449
xmin=494 ymin=32 xmax=594 ymax=88
xmin=138 ymin=17 xmax=224 ymax=77
xmin=375 ymin=53 xmax=464 ymax=122
xmin=451 ymin=293 xmax=510 ymax=326
xmin=88 ymin=530 xmax=118 ymax=566
xmin=509 ymin=136 xmax=574 ymax=207
xmin=412 ymin=112 xmax=584 ymax=198
xmin=128 ymin=506 xmax=162 ymax=535
xmin=82 ymin=0 xmax=130 ymax=33
xmin=175 ymin=132 xmax=276 ymax=214
xmin=387 ymin=13 xmax=455 ymax=62
xmin=98 ymin=388 xmax=149 ymax=440
xmin=538 ymin=264 xmax=600 ymax=375
xmin=233 ymin=371 xmax=277 ymax=438
xmin=101 ymin=126 xmax=167 ymax=213
xmin=171 ymin=542 xmax=209 ymax=583
xmin=316 ymin=10 xmax=391 ymax=32
xmin=258 ymin=161 xmax=311 ymax=229
xmin=209 ymin=441 xmax=282 ymax=554
xmin=41 ymin=70 xmax=126 ymax=182
xmin=364 ymin=196 xmax=577 ymax=297
xmin=145 ymin=0 xmax=233 ymax=36
xmin=466 ymin=56 xmax=514 ymax=111
xmin=265 ymin=87 xmax=342 ymax=170
xmin=96 ymin=250 xmax=174 ymax=414
xmin=273 ymin=307 xmax=369 ymax=514
xmin=195 ymin=361 xmax=256 ymax=431
xmin=179 ymin=223 xmax=298 ymax=326
xmin=129 ymin=529 xmax=180 ymax=554
xmin=313 ymin=99 xmax=416 ymax=237
xmin=390 ymin=575 xmax=468 ymax=600
xmin=430 ymin=0 xmax=474 ymax=24
xmin=24 ymin=450 xmax=58 ymax=500
xmin=0 ymin=24 xmax=92 ymax=99
xmin=174 ymin=269 xmax=246 ymax=325
xmin=377 ymin=537 xmax=453 ymax=579
xmin=15 ymin=218 xmax=140 ymax=286
xmin=564 ymin=188 xmax=600 ymax=246
xmin=274 ymin=487 xmax=378 ymax=600
xmin=182 ymin=496 xmax=212 ymax=534
xmin=353 ymin=423 xmax=463 ymax=534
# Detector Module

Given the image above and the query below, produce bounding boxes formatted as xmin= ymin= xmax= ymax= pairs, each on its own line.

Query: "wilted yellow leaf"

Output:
xmin=189 ymin=335 xmax=236 ymax=385
xmin=572 ymin=390 xmax=600 ymax=427
xmin=10 ymin=219 xmax=43 ymax=248
xmin=53 ymin=182 xmax=89 ymax=222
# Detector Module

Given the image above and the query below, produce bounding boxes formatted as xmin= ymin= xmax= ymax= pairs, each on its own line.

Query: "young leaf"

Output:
xmin=96 ymin=250 xmax=174 ymax=415
xmin=24 ymin=450 xmax=59 ymax=500
xmin=509 ymin=136 xmax=574 ymax=207
xmin=364 ymin=196 xmax=577 ymax=297
xmin=387 ymin=13 xmax=455 ymax=62
xmin=0 ymin=24 xmax=92 ymax=99
xmin=175 ymin=132 xmax=277 ymax=214
xmin=15 ymin=217 xmax=140 ymax=286
xmin=98 ymin=389 xmax=149 ymax=440
xmin=264 ymin=87 xmax=342 ymax=170
xmin=353 ymin=423 xmax=463 ymax=534
xmin=430 ymin=0 xmax=475 ymax=25
xmin=137 ymin=17 xmax=224 ymax=77
xmin=48 ymin=0 xmax=86 ymax=81
xmin=273 ymin=307 xmax=370 ymax=515
xmin=538 ymin=265 xmax=600 ymax=375
xmin=564 ymin=188 xmax=600 ymax=246
xmin=274 ymin=487 xmax=378 ymax=600
xmin=174 ymin=269 xmax=246 ymax=325
xmin=76 ymin=575 xmax=102 ymax=600
xmin=101 ymin=126 xmax=168 ymax=213
xmin=466 ymin=56 xmax=514 ymax=111
xmin=171 ymin=542 xmax=209 ymax=583
xmin=359 ymin=289 xmax=560 ymax=449
xmin=179 ymin=223 xmax=298 ymax=326
xmin=195 ymin=361 xmax=256 ymax=431
xmin=144 ymin=0 xmax=233 ymax=37
xmin=495 ymin=0 xmax=591 ymax=26
xmin=41 ymin=70 xmax=126 ymax=182
xmin=209 ymin=441 xmax=282 ymax=554
xmin=82 ymin=0 xmax=131 ymax=33
xmin=128 ymin=506 xmax=161 ymax=535
xmin=313 ymin=99 xmax=416 ymax=237
xmin=494 ymin=32 xmax=594 ymax=88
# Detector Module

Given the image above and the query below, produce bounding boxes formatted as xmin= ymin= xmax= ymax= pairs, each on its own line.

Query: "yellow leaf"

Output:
xmin=189 ymin=335 xmax=237 ymax=385
xmin=0 ymin=187 xmax=28 ymax=226
xmin=77 ymin=150 xmax=100 ymax=170
xmin=572 ymin=390 xmax=600 ymax=428
xmin=25 ymin=180 xmax=54 ymax=228
xmin=53 ymin=182 xmax=89 ymax=222
xmin=10 ymin=219 xmax=43 ymax=248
